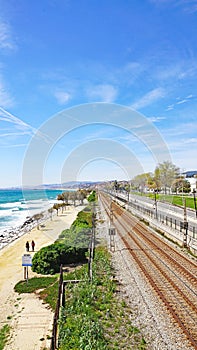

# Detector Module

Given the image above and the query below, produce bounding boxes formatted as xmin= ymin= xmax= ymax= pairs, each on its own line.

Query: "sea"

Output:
xmin=0 ymin=188 xmax=63 ymax=235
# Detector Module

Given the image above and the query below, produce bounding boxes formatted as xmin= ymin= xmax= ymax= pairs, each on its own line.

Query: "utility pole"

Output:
xmin=183 ymin=198 xmax=188 ymax=248
xmin=154 ymin=190 xmax=158 ymax=220
xmin=109 ymin=197 xmax=115 ymax=252
xmin=109 ymin=227 xmax=116 ymax=252
xmin=127 ymin=182 xmax=130 ymax=204
xmin=110 ymin=200 xmax=113 ymax=222
xmin=193 ymin=189 xmax=197 ymax=218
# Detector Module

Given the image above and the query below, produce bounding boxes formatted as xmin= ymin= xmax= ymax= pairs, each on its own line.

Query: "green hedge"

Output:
xmin=32 ymin=243 xmax=87 ymax=274
xmin=56 ymin=208 xmax=92 ymax=248
xmin=71 ymin=210 xmax=92 ymax=229
xmin=87 ymin=190 xmax=96 ymax=202
xmin=32 ymin=208 xmax=92 ymax=275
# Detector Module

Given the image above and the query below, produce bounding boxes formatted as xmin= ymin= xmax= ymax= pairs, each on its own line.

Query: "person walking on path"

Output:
xmin=31 ymin=240 xmax=35 ymax=252
xmin=25 ymin=241 xmax=29 ymax=252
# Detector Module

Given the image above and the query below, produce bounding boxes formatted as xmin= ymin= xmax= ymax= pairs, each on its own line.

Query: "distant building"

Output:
xmin=182 ymin=171 xmax=197 ymax=192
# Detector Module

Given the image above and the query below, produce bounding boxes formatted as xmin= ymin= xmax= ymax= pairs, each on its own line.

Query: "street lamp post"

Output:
xmin=154 ymin=189 xmax=158 ymax=220
xmin=182 ymin=198 xmax=188 ymax=248
xmin=127 ymin=182 xmax=130 ymax=204
xmin=193 ymin=189 xmax=197 ymax=218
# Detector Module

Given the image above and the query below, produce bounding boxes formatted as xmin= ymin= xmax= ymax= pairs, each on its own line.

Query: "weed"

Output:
xmin=14 ymin=276 xmax=57 ymax=294
xmin=0 ymin=324 xmax=10 ymax=350
xmin=58 ymin=247 xmax=147 ymax=350
xmin=121 ymin=300 xmax=127 ymax=308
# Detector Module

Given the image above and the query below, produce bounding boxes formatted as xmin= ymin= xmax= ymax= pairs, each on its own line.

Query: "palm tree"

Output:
xmin=62 ymin=191 xmax=69 ymax=204
xmin=69 ymin=191 xmax=77 ymax=206
xmin=48 ymin=207 xmax=54 ymax=220
xmin=77 ymin=190 xmax=86 ymax=205
xmin=53 ymin=203 xmax=60 ymax=216
xmin=33 ymin=212 xmax=44 ymax=229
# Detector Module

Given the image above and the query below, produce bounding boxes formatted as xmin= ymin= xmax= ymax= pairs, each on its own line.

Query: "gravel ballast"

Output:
xmin=96 ymin=199 xmax=195 ymax=350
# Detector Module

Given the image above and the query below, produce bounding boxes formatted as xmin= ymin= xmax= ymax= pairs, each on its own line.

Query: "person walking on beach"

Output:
xmin=26 ymin=241 xmax=29 ymax=252
xmin=31 ymin=240 xmax=35 ymax=252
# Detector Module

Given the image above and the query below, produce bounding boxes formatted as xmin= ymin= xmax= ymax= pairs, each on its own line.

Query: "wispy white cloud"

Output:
xmin=150 ymin=0 xmax=197 ymax=13
xmin=0 ymin=79 xmax=13 ymax=108
xmin=183 ymin=137 xmax=197 ymax=144
xmin=165 ymin=94 xmax=195 ymax=111
xmin=86 ymin=84 xmax=118 ymax=103
xmin=0 ymin=143 xmax=28 ymax=148
xmin=0 ymin=107 xmax=58 ymax=145
xmin=54 ymin=91 xmax=71 ymax=104
xmin=131 ymin=88 xmax=165 ymax=110
xmin=0 ymin=131 xmax=31 ymax=137
xmin=166 ymin=104 xmax=174 ymax=111
xmin=180 ymin=0 xmax=197 ymax=13
xmin=176 ymin=99 xmax=187 ymax=105
xmin=162 ymin=121 xmax=197 ymax=139
xmin=0 ymin=20 xmax=16 ymax=50
xmin=0 ymin=107 xmax=33 ymax=132
xmin=0 ymin=108 xmax=33 ymax=147
xmin=155 ymin=60 xmax=197 ymax=83
xmin=148 ymin=116 xmax=166 ymax=123
xmin=155 ymin=64 xmax=183 ymax=81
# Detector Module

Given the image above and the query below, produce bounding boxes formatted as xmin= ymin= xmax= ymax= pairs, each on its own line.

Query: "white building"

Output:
xmin=182 ymin=171 xmax=197 ymax=192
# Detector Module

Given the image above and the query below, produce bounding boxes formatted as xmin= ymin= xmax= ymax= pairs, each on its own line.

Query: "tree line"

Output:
xmin=112 ymin=161 xmax=195 ymax=194
xmin=51 ymin=189 xmax=91 ymax=216
xmin=30 ymin=189 xmax=92 ymax=227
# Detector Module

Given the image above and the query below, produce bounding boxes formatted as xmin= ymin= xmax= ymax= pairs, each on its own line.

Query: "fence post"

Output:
xmin=62 ymin=281 xmax=65 ymax=308
xmin=50 ymin=264 xmax=63 ymax=350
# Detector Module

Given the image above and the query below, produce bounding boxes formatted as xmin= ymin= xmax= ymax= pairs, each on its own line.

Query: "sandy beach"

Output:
xmin=0 ymin=205 xmax=84 ymax=350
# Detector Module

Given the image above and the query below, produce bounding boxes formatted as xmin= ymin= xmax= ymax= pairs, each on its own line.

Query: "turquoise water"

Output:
xmin=0 ymin=189 xmax=62 ymax=204
xmin=0 ymin=188 xmax=63 ymax=233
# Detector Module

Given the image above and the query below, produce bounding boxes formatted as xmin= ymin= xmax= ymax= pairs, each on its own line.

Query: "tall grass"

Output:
xmin=58 ymin=247 xmax=146 ymax=350
xmin=0 ymin=325 xmax=10 ymax=350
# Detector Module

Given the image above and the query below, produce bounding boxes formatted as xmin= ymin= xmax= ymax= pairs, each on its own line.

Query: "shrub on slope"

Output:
xmin=32 ymin=243 xmax=87 ymax=275
xmin=32 ymin=208 xmax=92 ymax=275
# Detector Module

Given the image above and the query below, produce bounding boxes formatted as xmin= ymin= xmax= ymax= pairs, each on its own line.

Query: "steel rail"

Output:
xmin=100 ymin=192 xmax=197 ymax=349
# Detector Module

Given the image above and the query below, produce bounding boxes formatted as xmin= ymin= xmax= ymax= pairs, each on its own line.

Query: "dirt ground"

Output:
xmin=0 ymin=206 xmax=83 ymax=350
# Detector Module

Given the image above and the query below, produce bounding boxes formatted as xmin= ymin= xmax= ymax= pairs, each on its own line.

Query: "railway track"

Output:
xmin=100 ymin=192 xmax=197 ymax=349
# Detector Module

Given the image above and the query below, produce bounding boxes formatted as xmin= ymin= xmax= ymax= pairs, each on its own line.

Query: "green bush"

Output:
xmin=87 ymin=190 xmax=96 ymax=202
xmin=56 ymin=209 xmax=92 ymax=248
xmin=71 ymin=210 xmax=92 ymax=229
xmin=32 ymin=243 xmax=87 ymax=275
xmin=32 ymin=208 xmax=93 ymax=275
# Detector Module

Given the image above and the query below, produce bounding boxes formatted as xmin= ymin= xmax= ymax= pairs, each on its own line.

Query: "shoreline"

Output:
xmin=0 ymin=204 xmax=85 ymax=287
xmin=0 ymin=210 xmax=51 ymax=251
xmin=0 ymin=203 xmax=77 ymax=251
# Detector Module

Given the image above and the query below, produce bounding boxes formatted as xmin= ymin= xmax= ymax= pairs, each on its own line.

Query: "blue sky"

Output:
xmin=0 ymin=0 xmax=197 ymax=187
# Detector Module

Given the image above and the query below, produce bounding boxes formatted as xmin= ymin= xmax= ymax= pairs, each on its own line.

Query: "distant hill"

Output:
xmin=1 ymin=181 xmax=104 ymax=190
xmin=182 ymin=171 xmax=197 ymax=178
xmin=29 ymin=181 xmax=103 ymax=189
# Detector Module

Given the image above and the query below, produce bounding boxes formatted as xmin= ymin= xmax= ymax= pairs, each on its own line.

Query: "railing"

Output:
xmin=128 ymin=199 xmax=197 ymax=238
xmin=50 ymin=265 xmax=63 ymax=350
xmin=113 ymin=193 xmax=196 ymax=235
xmin=88 ymin=203 xmax=95 ymax=282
